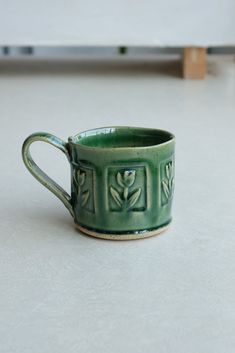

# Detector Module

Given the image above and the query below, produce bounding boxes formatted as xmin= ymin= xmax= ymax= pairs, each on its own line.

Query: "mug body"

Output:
xmin=69 ymin=127 xmax=175 ymax=240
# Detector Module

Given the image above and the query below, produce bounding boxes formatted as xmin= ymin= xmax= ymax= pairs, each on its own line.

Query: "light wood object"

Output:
xmin=183 ymin=47 xmax=207 ymax=79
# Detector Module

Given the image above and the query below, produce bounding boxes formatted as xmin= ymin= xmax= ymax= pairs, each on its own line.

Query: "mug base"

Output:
xmin=75 ymin=222 xmax=171 ymax=240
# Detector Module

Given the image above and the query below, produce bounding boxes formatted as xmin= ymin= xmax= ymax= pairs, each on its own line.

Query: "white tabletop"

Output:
xmin=0 ymin=55 xmax=234 ymax=353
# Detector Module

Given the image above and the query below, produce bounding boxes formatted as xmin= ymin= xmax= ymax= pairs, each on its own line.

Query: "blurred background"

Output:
xmin=0 ymin=1 xmax=235 ymax=353
xmin=0 ymin=0 xmax=235 ymax=76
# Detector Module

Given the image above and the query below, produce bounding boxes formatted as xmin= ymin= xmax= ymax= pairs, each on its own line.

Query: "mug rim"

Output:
xmin=68 ymin=126 xmax=175 ymax=150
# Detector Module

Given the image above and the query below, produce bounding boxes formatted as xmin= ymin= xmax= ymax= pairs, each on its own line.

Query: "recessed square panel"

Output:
xmin=160 ymin=159 xmax=174 ymax=206
xmin=73 ymin=163 xmax=94 ymax=213
xmin=108 ymin=165 xmax=147 ymax=212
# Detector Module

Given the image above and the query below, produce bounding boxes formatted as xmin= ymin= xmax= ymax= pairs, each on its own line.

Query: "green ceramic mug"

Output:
xmin=22 ymin=126 xmax=175 ymax=240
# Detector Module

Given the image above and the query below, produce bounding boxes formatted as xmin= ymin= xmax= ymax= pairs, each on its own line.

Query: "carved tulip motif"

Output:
xmin=110 ymin=169 xmax=141 ymax=211
xmin=161 ymin=162 xmax=174 ymax=202
xmin=77 ymin=169 xmax=85 ymax=187
xmin=74 ymin=168 xmax=90 ymax=207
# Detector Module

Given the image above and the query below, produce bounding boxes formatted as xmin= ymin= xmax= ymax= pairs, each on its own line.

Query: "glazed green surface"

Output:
xmin=73 ymin=126 xmax=173 ymax=148
xmin=22 ymin=127 xmax=175 ymax=238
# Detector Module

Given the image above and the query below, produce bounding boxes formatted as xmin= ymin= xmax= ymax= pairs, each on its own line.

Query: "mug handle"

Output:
xmin=22 ymin=132 xmax=74 ymax=218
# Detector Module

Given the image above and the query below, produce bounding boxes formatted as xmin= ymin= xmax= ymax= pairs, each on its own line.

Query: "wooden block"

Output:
xmin=183 ymin=47 xmax=207 ymax=79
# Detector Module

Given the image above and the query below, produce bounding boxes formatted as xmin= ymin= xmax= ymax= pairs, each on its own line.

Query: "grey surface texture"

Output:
xmin=0 ymin=55 xmax=235 ymax=353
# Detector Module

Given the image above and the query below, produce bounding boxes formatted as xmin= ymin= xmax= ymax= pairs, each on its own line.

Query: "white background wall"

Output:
xmin=0 ymin=0 xmax=234 ymax=46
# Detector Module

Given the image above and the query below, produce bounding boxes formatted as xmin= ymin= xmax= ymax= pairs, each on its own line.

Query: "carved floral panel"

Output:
xmin=73 ymin=164 xmax=94 ymax=213
xmin=108 ymin=166 xmax=146 ymax=212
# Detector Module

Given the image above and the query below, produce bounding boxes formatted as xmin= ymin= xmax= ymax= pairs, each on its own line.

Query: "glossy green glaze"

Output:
xmin=22 ymin=127 xmax=175 ymax=240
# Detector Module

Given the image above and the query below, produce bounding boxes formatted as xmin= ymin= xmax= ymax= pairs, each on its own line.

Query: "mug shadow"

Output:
xmin=24 ymin=208 xmax=74 ymax=228
xmin=23 ymin=208 xmax=167 ymax=243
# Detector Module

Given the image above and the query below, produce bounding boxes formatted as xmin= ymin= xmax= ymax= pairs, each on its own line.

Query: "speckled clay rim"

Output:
xmin=75 ymin=223 xmax=171 ymax=240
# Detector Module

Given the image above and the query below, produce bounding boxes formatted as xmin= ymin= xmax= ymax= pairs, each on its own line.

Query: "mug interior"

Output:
xmin=71 ymin=127 xmax=174 ymax=148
